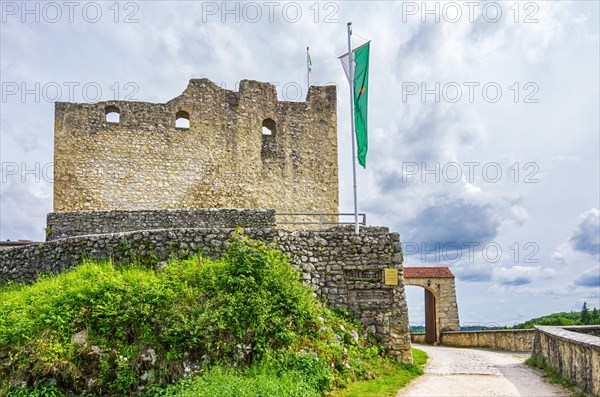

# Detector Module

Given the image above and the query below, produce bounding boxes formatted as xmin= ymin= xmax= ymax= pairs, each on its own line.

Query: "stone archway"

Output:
xmin=404 ymin=267 xmax=460 ymax=343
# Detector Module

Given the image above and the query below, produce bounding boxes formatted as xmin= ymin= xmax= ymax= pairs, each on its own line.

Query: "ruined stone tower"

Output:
xmin=53 ymin=79 xmax=338 ymax=214
xmin=2 ymin=78 xmax=414 ymax=364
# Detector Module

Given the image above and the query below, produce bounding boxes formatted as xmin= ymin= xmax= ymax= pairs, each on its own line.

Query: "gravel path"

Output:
xmin=397 ymin=344 xmax=568 ymax=397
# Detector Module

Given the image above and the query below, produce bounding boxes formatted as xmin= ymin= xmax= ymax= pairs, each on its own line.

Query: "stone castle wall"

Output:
xmin=46 ymin=209 xmax=275 ymax=240
xmin=440 ymin=329 xmax=535 ymax=351
xmin=53 ymin=79 xmax=338 ymax=215
xmin=533 ymin=325 xmax=600 ymax=395
xmin=0 ymin=225 xmax=412 ymax=363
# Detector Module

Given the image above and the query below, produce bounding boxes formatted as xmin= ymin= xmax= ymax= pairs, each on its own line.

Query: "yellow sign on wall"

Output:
xmin=384 ymin=268 xmax=398 ymax=286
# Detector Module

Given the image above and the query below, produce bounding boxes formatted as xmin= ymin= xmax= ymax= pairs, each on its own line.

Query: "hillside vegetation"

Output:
xmin=410 ymin=307 xmax=600 ymax=333
xmin=511 ymin=307 xmax=600 ymax=329
xmin=0 ymin=234 xmax=425 ymax=397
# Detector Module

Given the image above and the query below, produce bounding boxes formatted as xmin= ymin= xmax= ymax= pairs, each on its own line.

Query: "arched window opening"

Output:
xmin=105 ymin=105 xmax=120 ymax=124
xmin=176 ymin=110 xmax=190 ymax=129
xmin=261 ymin=118 xmax=277 ymax=161
xmin=262 ymin=118 xmax=276 ymax=136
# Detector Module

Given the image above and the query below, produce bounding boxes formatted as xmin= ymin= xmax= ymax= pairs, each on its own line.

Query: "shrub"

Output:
xmin=0 ymin=234 xmax=390 ymax=396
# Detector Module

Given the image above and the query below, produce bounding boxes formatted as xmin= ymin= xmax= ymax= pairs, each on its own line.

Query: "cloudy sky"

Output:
xmin=1 ymin=1 xmax=598 ymax=325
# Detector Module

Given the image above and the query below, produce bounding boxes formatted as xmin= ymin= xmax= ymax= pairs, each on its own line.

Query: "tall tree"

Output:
xmin=592 ymin=307 xmax=599 ymax=324
xmin=581 ymin=302 xmax=591 ymax=324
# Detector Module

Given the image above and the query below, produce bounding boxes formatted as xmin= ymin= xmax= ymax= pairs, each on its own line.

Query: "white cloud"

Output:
xmin=492 ymin=265 xmax=558 ymax=286
xmin=0 ymin=0 xmax=598 ymax=325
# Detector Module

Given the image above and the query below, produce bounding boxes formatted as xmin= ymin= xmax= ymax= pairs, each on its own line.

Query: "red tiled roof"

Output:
xmin=403 ymin=266 xmax=455 ymax=278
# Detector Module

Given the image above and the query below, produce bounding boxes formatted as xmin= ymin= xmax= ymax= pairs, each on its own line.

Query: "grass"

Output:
xmin=146 ymin=365 xmax=321 ymax=397
xmin=525 ymin=355 xmax=591 ymax=397
xmin=0 ymin=234 xmax=421 ymax=397
xmin=330 ymin=348 xmax=427 ymax=397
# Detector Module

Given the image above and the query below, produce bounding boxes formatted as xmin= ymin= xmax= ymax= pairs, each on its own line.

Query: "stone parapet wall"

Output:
xmin=533 ymin=325 xmax=600 ymax=396
xmin=0 ymin=226 xmax=412 ymax=363
xmin=564 ymin=325 xmax=600 ymax=337
xmin=46 ymin=209 xmax=275 ymax=240
xmin=441 ymin=329 xmax=535 ymax=351
xmin=410 ymin=333 xmax=426 ymax=344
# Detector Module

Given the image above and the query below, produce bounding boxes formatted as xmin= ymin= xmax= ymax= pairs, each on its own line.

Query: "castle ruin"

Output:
xmin=1 ymin=78 xmax=415 ymax=364
xmin=53 ymin=79 xmax=338 ymax=214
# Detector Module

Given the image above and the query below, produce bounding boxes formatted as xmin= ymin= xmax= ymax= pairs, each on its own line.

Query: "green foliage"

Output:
xmin=581 ymin=302 xmax=591 ymax=325
xmin=144 ymin=365 xmax=320 ymax=397
xmin=525 ymin=356 xmax=588 ymax=397
xmin=6 ymin=384 xmax=65 ymax=397
xmin=512 ymin=306 xmax=600 ymax=329
xmin=331 ymin=348 xmax=427 ymax=397
xmin=0 ymin=234 xmax=416 ymax=396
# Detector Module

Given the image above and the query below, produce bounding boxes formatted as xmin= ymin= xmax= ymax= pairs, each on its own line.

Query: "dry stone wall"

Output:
xmin=46 ymin=209 xmax=275 ymax=240
xmin=53 ymin=79 xmax=338 ymax=216
xmin=0 ymin=225 xmax=412 ymax=363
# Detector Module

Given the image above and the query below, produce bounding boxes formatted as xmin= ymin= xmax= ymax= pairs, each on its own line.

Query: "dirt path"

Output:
xmin=397 ymin=344 xmax=568 ymax=397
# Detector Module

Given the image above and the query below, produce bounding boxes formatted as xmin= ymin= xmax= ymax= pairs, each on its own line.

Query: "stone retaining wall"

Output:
xmin=0 ymin=226 xmax=412 ymax=363
xmin=46 ymin=209 xmax=275 ymax=240
xmin=533 ymin=325 xmax=600 ymax=395
xmin=440 ymin=329 xmax=535 ymax=351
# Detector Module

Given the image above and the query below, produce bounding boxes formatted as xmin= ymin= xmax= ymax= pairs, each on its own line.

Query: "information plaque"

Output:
xmin=384 ymin=268 xmax=398 ymax=286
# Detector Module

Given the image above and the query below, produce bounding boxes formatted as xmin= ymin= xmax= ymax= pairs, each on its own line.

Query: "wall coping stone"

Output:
xmin=46 ymin=208 xmax=277 ymax=240
xmin=535 ymin=325 xmax=600 ymax=348
xmin=442 ymin=329 xmax=535 ymax=334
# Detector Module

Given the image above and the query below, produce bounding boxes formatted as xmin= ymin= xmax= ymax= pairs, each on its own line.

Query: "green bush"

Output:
xmin=1 ymin=234 xmax=400 ymax=396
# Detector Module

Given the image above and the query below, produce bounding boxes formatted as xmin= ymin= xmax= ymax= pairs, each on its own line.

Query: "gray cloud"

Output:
xmin=453 ymin=264 xmax=493 ymax=282
xmin=406 ymin=194 xmax=497 ymax=246
xmin=568 ymin=208 xmax=600 ymax=256
xmin=574 ymin=266 xmax=600 ymax=288
xmin=0 ymin=174 xmax=52 ymax=240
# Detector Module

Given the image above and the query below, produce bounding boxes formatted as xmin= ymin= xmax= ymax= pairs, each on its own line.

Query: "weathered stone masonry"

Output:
xmin=46 ymin=209 xmax=275 ymax=240
xmin=0 ymin=225 xmax=413 ymax=363
xmin=533 ymin=325 xmax=600 ymax=395
xmin=3 ymin=77 xmax=414 ymax=364
xmin=53 ymin=79 xmax=338 ymax=215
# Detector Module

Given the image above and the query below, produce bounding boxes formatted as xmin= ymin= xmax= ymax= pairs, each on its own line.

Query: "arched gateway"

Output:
xmin=404 ymin=267 xmax=460 ymax=343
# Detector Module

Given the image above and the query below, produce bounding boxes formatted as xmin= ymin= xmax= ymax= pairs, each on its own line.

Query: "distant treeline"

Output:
xmin=510 ymin=303 xmax=600 ymax=329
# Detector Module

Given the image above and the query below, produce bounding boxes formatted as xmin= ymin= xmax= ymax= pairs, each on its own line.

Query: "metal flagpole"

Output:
xmin=347 ymin=22 xmax=359 ymax=235
xmin=306 ymin=47 xmax=310 ymax=90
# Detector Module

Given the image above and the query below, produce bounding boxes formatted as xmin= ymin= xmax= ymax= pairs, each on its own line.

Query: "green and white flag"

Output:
xmin=307 ymin=47 xmax=312 ymax=74
xmin=340 ymin=42 xmax=370 ymax=168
